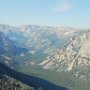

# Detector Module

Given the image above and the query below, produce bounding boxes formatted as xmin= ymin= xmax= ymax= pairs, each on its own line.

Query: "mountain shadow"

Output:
xmin=0 ymin=61 xmax=68 ymax=90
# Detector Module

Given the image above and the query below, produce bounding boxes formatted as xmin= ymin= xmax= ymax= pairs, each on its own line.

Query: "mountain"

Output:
xmin=0 ymin=24 xmax=77 ymax=53
xmin=0 ymin=24 xmax=90 ymax=90
xmin=0 ymin=31 xmax=29 ymax=67
xmin=0 ymin=31 xmax=28 ymax=56
xmin=0 ymin=24 xmax=78 ymax=63
xmin=40 ymin=29 xmax=90 ymax=78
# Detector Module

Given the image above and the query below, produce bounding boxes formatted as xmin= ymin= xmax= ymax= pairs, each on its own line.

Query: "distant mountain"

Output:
xmin=0 ymin=24 xmax=79 ymax=63
xmin=0 ymin=24 xmax=78 ymax=54
xmin=0 ymin=31 xmax=29 ymax=67
xmin=0 ymin=31 xmax=28 ymax=56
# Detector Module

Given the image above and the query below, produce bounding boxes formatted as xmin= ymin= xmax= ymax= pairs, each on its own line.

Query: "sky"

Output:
xmin=0 ymin=0 xmax=90 ymax=28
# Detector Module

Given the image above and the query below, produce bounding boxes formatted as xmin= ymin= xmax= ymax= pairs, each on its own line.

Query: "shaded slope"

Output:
xmin=0 ymin=61 xmax=68 ymax=90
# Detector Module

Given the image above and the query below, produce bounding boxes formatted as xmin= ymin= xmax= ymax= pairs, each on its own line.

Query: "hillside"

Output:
xmin=0 ymin=59 xmax=68 ymax=90
xmin=0 ymin=74 xmax=34 ymax=90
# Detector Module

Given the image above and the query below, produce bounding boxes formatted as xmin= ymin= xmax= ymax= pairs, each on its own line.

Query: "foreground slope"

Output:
xmin=0 ymin=61 xmax=68 ymax=90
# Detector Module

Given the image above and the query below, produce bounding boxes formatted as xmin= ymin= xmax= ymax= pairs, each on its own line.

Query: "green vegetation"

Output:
xmin=15 ymin=65 xmax=90 ymax=90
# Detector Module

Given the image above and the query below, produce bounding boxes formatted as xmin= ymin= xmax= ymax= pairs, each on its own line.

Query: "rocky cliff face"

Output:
xmin=40 ymin=30 xmax=90 ymax=79
xmin=0 ymin=24 xmax=90 ymax=84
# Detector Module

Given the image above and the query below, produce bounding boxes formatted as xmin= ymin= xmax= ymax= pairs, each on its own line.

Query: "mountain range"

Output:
xmin=0 ymin=24 xmax=90 ymax=90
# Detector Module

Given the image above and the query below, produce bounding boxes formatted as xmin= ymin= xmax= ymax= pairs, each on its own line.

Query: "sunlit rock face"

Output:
xmin=40 ymin=29 xmax=90 ymax=78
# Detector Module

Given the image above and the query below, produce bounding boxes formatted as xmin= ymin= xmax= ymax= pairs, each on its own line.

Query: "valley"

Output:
xmin=0 ymin=24 xmax=90 ymax=90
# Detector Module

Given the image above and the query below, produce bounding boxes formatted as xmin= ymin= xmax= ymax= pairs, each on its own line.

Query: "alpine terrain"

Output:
xmin=0 ymin=24 xmax=90 ymax=90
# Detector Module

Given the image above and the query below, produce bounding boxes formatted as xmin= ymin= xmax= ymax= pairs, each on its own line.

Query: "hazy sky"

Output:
xmin=0 ymin=0 xmax=90 ymax=27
